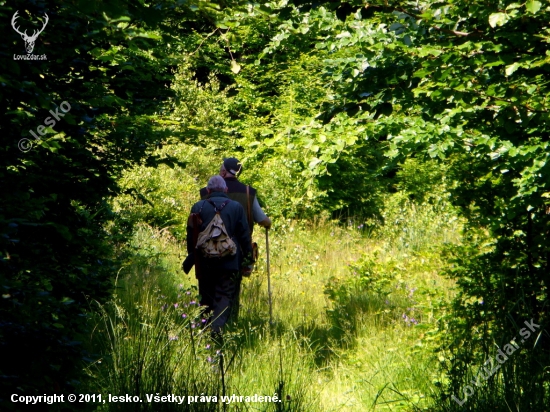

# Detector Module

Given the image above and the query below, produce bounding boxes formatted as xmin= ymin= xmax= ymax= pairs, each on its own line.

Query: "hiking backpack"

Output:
xmin=195 ymin=199 xmax=237 ymax=258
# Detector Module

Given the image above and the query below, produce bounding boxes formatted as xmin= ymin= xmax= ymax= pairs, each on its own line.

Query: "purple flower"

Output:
xmin=201 ymin=318 xmax=207 ymax=323
xmin=190 ymin=300 xmax=196 ymax=305
xmin=182 ymin=313 xmax=187 ymax=318
xmin=174 ymin=303 xmax=179 ymax=308
xmin=191 ymin=323 xmax=196 ymax=328
xmin=207 ymin=356 xmax=213 ymax=363
xmin=186 ymin=291 xmax=191 ymax=295
xmin=206 ymin=344 xmax=211 ymax=349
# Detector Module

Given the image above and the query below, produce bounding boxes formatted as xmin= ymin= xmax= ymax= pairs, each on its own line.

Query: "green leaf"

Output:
xmin=506 ymin=2 xmax=522 ymax=10
xmin=308 ymin=157 xmax=322 ymax=169
xmin=230 ymin=60 xmax=241 ymax=74
xmin=525 ymin=0 xmax=542 ymax=14
xmin=505 ymin=62 xmax=520 ymax=76
xmin=489 ymin=13 xmax=509 ymax=28
xmin=134 ymin=32 xmax=162 ymax=40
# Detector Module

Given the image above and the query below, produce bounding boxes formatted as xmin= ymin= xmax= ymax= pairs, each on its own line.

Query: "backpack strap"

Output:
xmin=206 ymin=199 xmax=231 ymax=213
xmin=198 ymin=200 xmax=207 ymax=213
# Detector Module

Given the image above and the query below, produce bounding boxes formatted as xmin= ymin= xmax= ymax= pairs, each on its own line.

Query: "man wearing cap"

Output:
xmin=199 ymin=157 xmax=272 ymax=234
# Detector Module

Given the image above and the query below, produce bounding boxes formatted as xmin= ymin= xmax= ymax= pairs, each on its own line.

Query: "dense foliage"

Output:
xmin=0 ymin=0 xmax=238 ymax=405
xmin=260 ymin=1 xmax=550 ymax=408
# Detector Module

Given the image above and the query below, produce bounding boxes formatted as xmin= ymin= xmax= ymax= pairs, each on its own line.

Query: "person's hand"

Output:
xmin=259 ymin=217 xmax=272 ymax=230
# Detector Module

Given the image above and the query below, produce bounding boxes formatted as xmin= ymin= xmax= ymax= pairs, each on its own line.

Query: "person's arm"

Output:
xmin=183 ymin=204 xmax=199 ymax=274
xmin=186 ymin=204 xmax=198 ymax=255
xmin=252 ymin=197 xmax=271 ymax=229
xmin=235 ymin=206 xmax=253 ymax=268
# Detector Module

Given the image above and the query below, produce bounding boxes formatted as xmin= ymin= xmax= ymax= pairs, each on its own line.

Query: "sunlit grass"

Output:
xmin=85 ymin=199 xmax=462 ymax=411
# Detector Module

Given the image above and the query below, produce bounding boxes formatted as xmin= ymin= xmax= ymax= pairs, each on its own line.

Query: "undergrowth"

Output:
xmin=82 ymin=196 xmax=463 ymax=411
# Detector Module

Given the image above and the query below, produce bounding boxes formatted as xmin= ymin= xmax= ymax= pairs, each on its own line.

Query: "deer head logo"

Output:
xmin=11 ymin=11 xmax=49 ymax=54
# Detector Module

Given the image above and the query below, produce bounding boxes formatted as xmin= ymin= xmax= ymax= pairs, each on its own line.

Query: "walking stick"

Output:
xmin=266 ymin=227 xmax=273 ymax=325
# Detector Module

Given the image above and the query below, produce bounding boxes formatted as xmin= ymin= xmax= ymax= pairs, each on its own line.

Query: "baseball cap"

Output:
xmin=223 ymin=157 xmax=242 ymax=176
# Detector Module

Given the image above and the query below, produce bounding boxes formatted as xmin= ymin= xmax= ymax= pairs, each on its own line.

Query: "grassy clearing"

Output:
xmin=83 ymin=199 xmax=462 ymax=411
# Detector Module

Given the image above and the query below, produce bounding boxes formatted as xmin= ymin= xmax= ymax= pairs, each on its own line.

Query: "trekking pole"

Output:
xmin=266 ymin=227 xmax=273 ymax=325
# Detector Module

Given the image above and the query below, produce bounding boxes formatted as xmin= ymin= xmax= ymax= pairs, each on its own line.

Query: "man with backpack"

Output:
xmin=185 ymin=175 xmax=252 ymax=336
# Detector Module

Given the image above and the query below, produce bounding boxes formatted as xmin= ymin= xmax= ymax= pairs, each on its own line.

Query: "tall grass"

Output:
xmin=84 ymin=224 xmax=322 ymax=411
xmin=83 ymin=198 xmax=463 ymax=411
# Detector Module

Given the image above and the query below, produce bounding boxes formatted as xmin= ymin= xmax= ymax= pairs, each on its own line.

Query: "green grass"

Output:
xmin=83 ymin=199 xmax=462 ymax=411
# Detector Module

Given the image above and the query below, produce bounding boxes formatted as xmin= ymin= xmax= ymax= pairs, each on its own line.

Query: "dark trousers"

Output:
xmin=198 ymin=269 xmax=241 ymax=333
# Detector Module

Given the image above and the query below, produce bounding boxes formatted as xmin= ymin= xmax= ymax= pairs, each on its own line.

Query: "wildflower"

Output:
xmin=190 ymin=300 xmax=196 ymax=305
xmin=206 ymin=344 xmax=211 ymax=349
xmin=174 ymin=303 xmax=179 ymax=308
xmin=161 ymin=304 xmax=167 ymax=311
xmin=191 ymin=323 xmax=196 ymax=328
xmin=385 ymin=299 xmax=389 ymax=305
xmin=201 ymin=318 xmax=207 ymax=323
xmin=186 ymin=291 xmax=191 ymax=295
xmin=169 ymin=335 xmax=178 ymax=341
xmin=182 ymin=313 xmax=187 ymax=318
xmin=207 ymin=356 xmax=213 ymax=363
